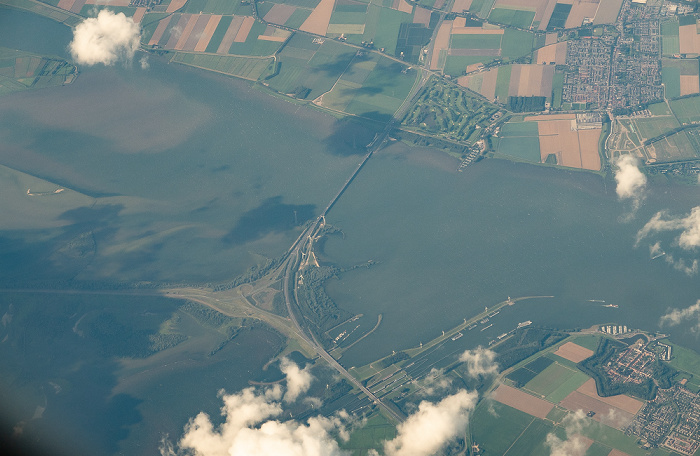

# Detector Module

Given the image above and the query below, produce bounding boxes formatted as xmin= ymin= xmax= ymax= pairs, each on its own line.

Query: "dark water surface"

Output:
xmin=323 ymin=147 xmax=700 ymax=367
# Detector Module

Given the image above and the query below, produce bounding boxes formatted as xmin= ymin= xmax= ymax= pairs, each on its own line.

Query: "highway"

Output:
xmin=274 ymin=17 xmax=446 ymax=423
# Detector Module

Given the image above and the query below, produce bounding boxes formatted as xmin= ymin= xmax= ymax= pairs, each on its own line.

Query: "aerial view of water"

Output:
xmin=322 ymin=147 xmax=700 ymax=367
xmin=2 ymin=8 xmax=700 ymax=456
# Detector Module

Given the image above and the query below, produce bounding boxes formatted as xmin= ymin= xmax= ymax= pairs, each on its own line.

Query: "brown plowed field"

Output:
xmin=69 ymin=0 xmax=86 ymax=13
xmin=564 ymin=0 xmax=600 ymax=29
xmin=679 ymin=24 xmax=700 ymax=55
xmin=217 ymin=16 xmax=245 ymax=54
xmin=234 ymin=16 xmax=256 ymax=43
xmin=452 ymin=0 xmax=473 ymax=13
xmin=509 ymin=64 xmax=554 ymax=97
xmin=559 ymin=391 xmax=635 ymax=429
xmin=195 ymin=15 xmax=222 ymax=52
xmin=414 ymin=7 xmax=432 ymax=26
xmin=431 ymin=21 xmax=452 ymax=70
xmin=182 ymin=15 xmax=211 ymax=51
xmin=492 ymin=384 xmax=554 ymax=419
xmin=608 ymin=450 xmax=632 ymax=456
xmin=174 ymin=14 xmax=200 ymax=50
xmin=57 ymin=0 xmax=75 ymax=11
xmin=133 ymin=7 xmax=147 ymax=23
xmin=578 ymin=379 xmax=643 ymax=414
xmin=148 ymin=17 xmax=171 ymax=46
xmin=166 ymin=0 xmax=188 ymax=13
xmin=535 ymin=42 xmax=567 ymax=65
xmin=593 ymin=0 xmax=623 ymax=25
xmin=680 ymin=75 xmax=700 ymax=96
xmin=535 ymin=117 xmax=601 ymax=171
xmin=264 ymin=4 xmax=296 ymax=25
xmin=554 ymin=341 xmax=594 ymax=363
xmin=300 ymin=0 xmax=335 ymax=35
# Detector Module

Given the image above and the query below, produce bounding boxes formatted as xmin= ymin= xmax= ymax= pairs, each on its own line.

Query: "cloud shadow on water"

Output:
xmin=323 ymin=117 xmax=384 ymax=156
xmin=223 ymin=197 xmax=315 ymax=246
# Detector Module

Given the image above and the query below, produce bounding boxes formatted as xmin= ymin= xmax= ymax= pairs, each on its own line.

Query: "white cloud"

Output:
xmin=416 ymin=368 xmax=453 ymax=396
xmin=384 ymin=390 xmax=478 ymax=456
xmin=614 ymin=155 xmax=646 ymax=210
xmin=161 ymin=386 xmax=350 ymax=456
xmin=546 ymin=409 xmax=589 ymax=456
xmin=459 ymin=347 xmax=499 ymax=378
xmin=636 ymin=207 xmax=700 ymax=251
xmin=660 ymin=300 xmax=700 ymax=332
xmin=69 ymin=10 xmax=141 ymax=66
xmin=280 ymin=357 xmax=313 ymax=403
xmin=140 ymin=55 xmax=149 ymax=69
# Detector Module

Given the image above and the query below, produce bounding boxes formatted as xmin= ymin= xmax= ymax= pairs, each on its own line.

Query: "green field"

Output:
xmin=670 ymin=95 xmax=700 ymax=124
xmin=632 ymin=116 xmax=681 ymax=141
xmin=650 ymin=131 xmax=698 ymax=161
xmin=488 ymin=7 xmax=536 ymax=28
xmin=341 ymin=413 xmax=396 ymax=456
xmin=366 ymin=6 xmax=412 ymax=55
xmin=450 ymin=33 xmax=503 ymax=50
xmin=495 ymin=65 xmax=512 ymax=102
xmin=662 ymin=66 xmax=682 ymax=99
xmin=545 ymin=370 xmax=590 ymax=403
xmin=648 ymin=101 xmax=672 ymax=116
xmin=267 ymin=38 xmax=356 ymax=99
xmin=661 ymin=18 xmax=680 ymax=55
xmin=170 ymin=53 xmax=273 ymax=80
xmin=501 ymin=29 xmax=535 ymax=59
xmin=184 ymin=0 xmax=243 ymax=14
xmin=662 ymin=58 xmax=699 ymax=99
xmin=523 ymin=362 xmax=583 ymax=398
xmin=495 ymin=121 xmax=541 ymax=163
xmin=581 ymin=422 xmax=672 ymax=456
xmin=570 ymin=335 xmax=601 ymax=351
xmin=0 ymin=47 xmax=77 ymax=96
xmin=470 ymin=401 xmax=536 ymax=456
xmin=663 ymin=339 xmax=700 ymax=378
xmin=321 ymin=55 xmax=417 ymax=121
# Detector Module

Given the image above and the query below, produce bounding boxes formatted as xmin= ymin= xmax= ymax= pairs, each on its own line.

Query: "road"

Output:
xmin=274 ymin=12 xmax=448 ymax=424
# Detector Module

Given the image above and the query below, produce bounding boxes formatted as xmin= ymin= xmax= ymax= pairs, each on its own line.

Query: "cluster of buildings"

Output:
xmin=561 ymin=0 xmax=669 ymax=109
xmin=627 ymin=385 xmax=700 ymax=455
xmin=602 ymin=340 xmax=657 ymax=385
xmin=599 ymin=324 xmax=629 ymax=335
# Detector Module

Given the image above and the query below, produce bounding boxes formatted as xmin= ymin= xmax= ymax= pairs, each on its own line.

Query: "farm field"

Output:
xmin=669 ymin=95 xmax=700 ymax=124
xmin=495 ymin=119 xmax=541 ymax=163
xmin=435 ymin=20 xmax=535 ymax=76
xmin=496 ymin=115 xmax=602 ymax=170
xmin=523 ymin=361 xmax=584 ymax=397
xmin=459 ymin=63 xmax=554 ymax=102
xmin=678 ymin=16 xmax=700 ymax=56
xmin=631 ymin=115 xmax=681 ymax=142
xmin=647 ymin=131 xmax=699 ymax=162
xmin=318 ymin=53 xmax=419 ymax=122
xmin=145 ymin=12 xmax=285 ymax=56
xmin=661 ymin=58 xmax=700 ymax=98
xmin=485 ymin=0 xmax=623 ymax=32
xmin=340 ymin=412 xmax=396 ymax=456
xmin=265 ymin=35 xmax=356 ymax=99
xmin=401 ymin=77 xmax=503 ymax=143
xmin=661 ymin=17 xmax=680 ymax=56
xmin=170 ymin=53 xmax=273 ymax=80
xmin=553 ymin=341 xmax=594 ymax=363
xmin=0 ymin=47 xmax=77 ymax=96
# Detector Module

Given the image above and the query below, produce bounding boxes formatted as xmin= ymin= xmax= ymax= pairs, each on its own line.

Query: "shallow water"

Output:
xmin=322 ymin=147 xmax=700 ymax=367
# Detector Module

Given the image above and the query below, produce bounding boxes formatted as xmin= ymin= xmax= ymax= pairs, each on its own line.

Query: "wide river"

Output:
xmin=0 ymin=7 xmax=699 ymax=455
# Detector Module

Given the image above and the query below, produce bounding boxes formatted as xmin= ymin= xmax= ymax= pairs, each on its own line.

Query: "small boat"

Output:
xmin=517 ymin=320 xmax=532 ymax=328
xmin=451 ymin=332 xmax=463 ymax=341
